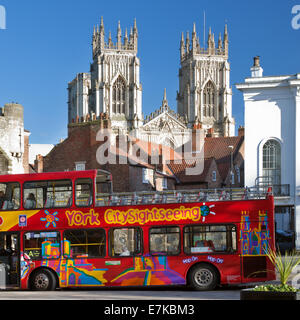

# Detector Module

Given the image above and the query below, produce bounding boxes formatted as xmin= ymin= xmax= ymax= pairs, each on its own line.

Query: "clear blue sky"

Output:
xmin=0 ymin=0 xmax=299 ymax=144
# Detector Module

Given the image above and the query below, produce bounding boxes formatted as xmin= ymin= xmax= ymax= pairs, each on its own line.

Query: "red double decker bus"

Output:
xmin=0 ymin=170 xmax=275 ymax=291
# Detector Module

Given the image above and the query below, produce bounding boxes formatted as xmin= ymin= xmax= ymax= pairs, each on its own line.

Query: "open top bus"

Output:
xmin=0 ymin=169 xmax=275 ymax=291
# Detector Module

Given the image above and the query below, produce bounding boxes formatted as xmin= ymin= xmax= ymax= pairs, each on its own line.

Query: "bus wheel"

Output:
xmin=188 ymin=264 xmax=218 ymax=291
xmin=31 ymin=269 xmax=56 ymax=291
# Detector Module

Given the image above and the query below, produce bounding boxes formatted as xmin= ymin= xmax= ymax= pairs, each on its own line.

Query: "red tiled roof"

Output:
xmin=204 ymin=136 xmax=244 ymax=180
xmin=113 ymin=138 xmax=180 ymax=178
xmin=168 ymin=135 xmax=244 ymax=184
xmin=204 ymin=136 xmax=243 ymax=161
xmin=110 ymin=134 xmax=243 ymax=183
xmin=168 ymin=157 xmax=214 ymax=183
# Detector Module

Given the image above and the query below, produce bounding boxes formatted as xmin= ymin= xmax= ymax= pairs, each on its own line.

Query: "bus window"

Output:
xmin=95 ymin=171 xmax=112 ymax=206
xmin=110 ymin=228 xmax=142 ymax=257
xmin=24 ymin=231 xmax=61 ymax=260
xmin=95 ymin=182 xmax=111 ymax=207
xmin=63 ymin=229 xmax=106 ymax=258
xmin=0 ymin=182 xmax=20 ymax=211
xmin=45 ymin=180 xmax=72 ymax=208
xmin=149 ymin=227 xmax=180 ymax=255
xmin=23 ymin=181 xmax=44 ymax=209
xmin=96 ymin=182 xmax=111 ymax=194
xmin=183 ymin=225 xmax=237 ymax=254
xmin=23 ymin=180 xmax=72 ymax=209
xmin=75 ymin=178 xmax=93 ymax=207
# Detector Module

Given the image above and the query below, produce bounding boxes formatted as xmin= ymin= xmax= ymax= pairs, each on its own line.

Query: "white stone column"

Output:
xmin=109 ymin=85 xmax=113 ymax=116
xmin=95 ymin=85 xmax=100 ymax=116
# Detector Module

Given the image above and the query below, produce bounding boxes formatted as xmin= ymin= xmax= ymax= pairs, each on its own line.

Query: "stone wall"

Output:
xmin=0 ymin=103 xmax=29 ymax=174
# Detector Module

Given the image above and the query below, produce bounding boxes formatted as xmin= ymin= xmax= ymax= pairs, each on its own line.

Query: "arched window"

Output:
xmin=262 ymin=139 xmax=281 ymax=185
xmin=203 ymin=81 xmax=216 ymax=118
xmin=112 ymin=77 xmax=126 ymax=114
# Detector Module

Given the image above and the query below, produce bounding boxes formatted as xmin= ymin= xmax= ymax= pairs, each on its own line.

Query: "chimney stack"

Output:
xmin=251 ymin=56 xmax=263 ymax=77
xmin=238 ymin=125 xmax=244 ymax=136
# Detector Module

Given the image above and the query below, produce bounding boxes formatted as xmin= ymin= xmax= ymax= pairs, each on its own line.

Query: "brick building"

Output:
xmin=41 ymin=113 xmax=244 ymax=192
xmin=203 ymin=127 xmax=245 ymax=188
xmin=168 ymin=127 xmax=244 ymax=190
xmin=169 ymin=157 xmax=221 ymax=190
xmin=42 ymin=115 xmax=177 ymax=192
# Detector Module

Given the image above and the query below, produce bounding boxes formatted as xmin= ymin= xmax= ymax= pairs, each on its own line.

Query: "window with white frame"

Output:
xmin=142 ymin=168 xmax=149 ymax=184
xmin=75 ymin=162 xmax=86 ymax=171
xmin=212 ymin=170 xmax=217 ymax=182
xmin=162 ymin=177 xmax=168 ymax=189
xmin=262 ymin=139 xmax=281 ymax=185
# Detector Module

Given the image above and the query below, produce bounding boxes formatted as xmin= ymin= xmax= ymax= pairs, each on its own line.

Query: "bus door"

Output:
xmin=0 ymin=232 xmax=20 ymax=289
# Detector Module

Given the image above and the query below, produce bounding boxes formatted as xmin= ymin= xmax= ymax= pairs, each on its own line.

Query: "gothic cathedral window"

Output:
xmin=203 ymin=81 xmax=216 ymax=118
xmin=112 ymin=77 xmax=126 ymax=114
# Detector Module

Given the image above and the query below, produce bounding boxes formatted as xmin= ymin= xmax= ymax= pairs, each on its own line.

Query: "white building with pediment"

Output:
xmin=236 ymin=56 xmax=300 ymax=250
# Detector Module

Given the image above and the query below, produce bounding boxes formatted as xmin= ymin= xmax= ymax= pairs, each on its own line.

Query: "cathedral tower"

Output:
xmin=177 ymin=23 xmax=235 ymax=136
xmin=68 ymin=18 xmax=143 ymax=132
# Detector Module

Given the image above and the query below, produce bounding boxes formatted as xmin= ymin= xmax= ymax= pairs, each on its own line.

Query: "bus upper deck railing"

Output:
xmin=95 ymin=187 xmax=272 ymax=207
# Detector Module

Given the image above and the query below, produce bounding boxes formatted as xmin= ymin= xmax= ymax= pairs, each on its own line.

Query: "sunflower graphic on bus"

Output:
xmin=40 ymin=210 xmax=59 ymax=228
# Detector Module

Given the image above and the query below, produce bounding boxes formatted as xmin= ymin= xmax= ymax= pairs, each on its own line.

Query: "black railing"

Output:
xmin=252 ymin=184 xmax=290 ymax=197
xmin=94 ymin=187 xmax=271 ymax=207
